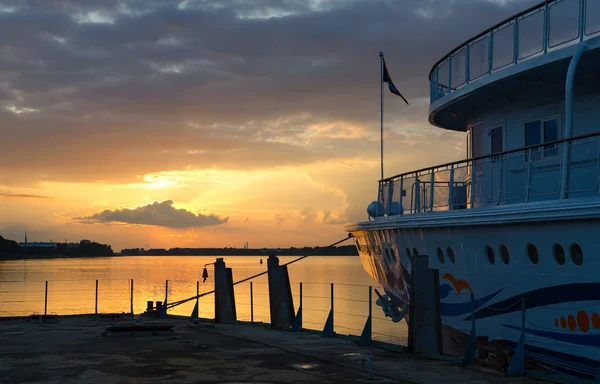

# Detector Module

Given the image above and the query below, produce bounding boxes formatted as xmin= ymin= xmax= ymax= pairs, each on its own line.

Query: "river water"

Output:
xmin=0 ymin=255 xmax=407 ymax=345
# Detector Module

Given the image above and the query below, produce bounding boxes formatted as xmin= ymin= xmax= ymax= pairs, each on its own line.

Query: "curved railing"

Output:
xmin=374 ymin=131 xmax=600 ymax=217
xmin=430 ymin=0 xmax=600 ymax=103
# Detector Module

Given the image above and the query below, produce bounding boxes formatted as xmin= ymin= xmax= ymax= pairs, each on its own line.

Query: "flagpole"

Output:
xmin=379 ymin=51 xmax=384 ymax=181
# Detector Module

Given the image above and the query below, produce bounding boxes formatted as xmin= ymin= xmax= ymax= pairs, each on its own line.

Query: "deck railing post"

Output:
xmin=414 ymin=178 xmax=421 ymax=213
xmin=435 ymin=66 xmax=439 ymax=99
xmin=398 ymin=176 xmax=404 ymax=214
xmin=580 ymin=0 xmax=586 ymax=42
xmin=470 ymin=162 xmax=477 ymax=208
xmin=448 ymin=56 xmax=452 ymax=92
xmin=543 ymin=3 xmax=549 ymax=54
xmin=429 ymin=172 xmax=435 ymax=212
xmin=488 ymin=31 xmax=494 ymax=73
xmin=95 ymin=279 xmax=98 ymax=316
xmin=514 ymin=17 xmax=519 ymax=64
xmin=525 ymin=149 xmax=533 ymax=202
xmin=250 ymin=281 xmax=254 ymax=324
xmin=448 ymin=166 xmax=455 ymax=210
xmin=44 ymin=281 xmax=48 ymax=317
xmin=465 ymin=44 xmax=470 ymax=84
xmin=497 ymin=157 xmax=504 ymax=205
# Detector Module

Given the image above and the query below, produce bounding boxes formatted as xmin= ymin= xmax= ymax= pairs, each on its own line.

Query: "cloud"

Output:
xmin=0 ymin=192 xmax=51 ymax=199
xmin=0 ymin=0 xmax=539 ymax=185
xmin=74 ymin=199 xmax=228 ymax=228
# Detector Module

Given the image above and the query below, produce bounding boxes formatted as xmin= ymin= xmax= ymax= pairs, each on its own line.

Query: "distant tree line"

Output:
xmin=120 ymin=245 xmax=359 ymax=256
xmin=0 ymin=235 xmax=113 ymax=257
xmin=0 ymin=235 xmax=20 ymax=254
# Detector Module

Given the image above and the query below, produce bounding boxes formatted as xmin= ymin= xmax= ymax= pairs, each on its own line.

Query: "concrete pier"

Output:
xmin=0 ymin=316 xmax=542 ymax=384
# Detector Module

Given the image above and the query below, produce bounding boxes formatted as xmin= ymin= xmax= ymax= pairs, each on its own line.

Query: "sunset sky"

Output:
xmin=0 ymin=0 xmax=537 ymax=251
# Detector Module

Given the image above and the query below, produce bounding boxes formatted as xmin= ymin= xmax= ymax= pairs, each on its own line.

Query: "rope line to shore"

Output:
xmin=166 ymin=234 xmax=353 ymax=309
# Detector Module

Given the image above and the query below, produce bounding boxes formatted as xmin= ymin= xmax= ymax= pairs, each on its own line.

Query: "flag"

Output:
xmin=382 ymin=58 xmax=409 ymax=105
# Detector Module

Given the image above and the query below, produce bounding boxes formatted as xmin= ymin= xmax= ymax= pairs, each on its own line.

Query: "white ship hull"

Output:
xmin=347 ymin=197 xmax=600 ymax=376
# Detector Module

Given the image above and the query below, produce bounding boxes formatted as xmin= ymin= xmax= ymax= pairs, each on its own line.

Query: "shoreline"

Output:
xmin=0 ymin=253 xmax=359 ymax=262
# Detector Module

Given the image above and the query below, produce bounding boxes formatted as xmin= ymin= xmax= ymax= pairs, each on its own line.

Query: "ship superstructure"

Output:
xmin=346 ymin=0 xmax=600 ymax=377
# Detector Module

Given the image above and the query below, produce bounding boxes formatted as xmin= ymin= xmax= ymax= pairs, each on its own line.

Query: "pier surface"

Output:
xmin=0 ymin=316 xmax=541 ymax=384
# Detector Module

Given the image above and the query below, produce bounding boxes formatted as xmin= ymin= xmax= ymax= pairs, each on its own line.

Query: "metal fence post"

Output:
xmin=95 ymin=279 xmax=98 ymax=316
xmin=250 ymin=281 xmax=254 ymax=324
xmin=359 ymin=286 xmax=372 ymax=346
xmin=130 ymin=279 xmax=134 ymax=316
xmin=44 ymin=281 xmax=48 ymax=317
xmin=322 ymin=283 xmax=334 ymax=337
xmin=292 ymin=282 xmax=303 ymax=332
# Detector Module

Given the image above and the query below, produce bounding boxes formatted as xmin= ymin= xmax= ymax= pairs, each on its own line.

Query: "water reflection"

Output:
xmin=0 ymin=256 xmax=407 ymax=345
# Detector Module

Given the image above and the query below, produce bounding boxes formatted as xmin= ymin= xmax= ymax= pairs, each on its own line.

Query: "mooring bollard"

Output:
xmin=95 ymin=280 xmax=98 ymax=316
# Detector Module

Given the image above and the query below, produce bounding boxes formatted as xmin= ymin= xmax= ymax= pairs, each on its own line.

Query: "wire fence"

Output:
xmin=0 ymin=277 xmax=409 ymax=346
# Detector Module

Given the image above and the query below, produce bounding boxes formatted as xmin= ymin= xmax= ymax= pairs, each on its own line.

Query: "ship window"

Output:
xmin=390 ymin=249 xmax=397 ymax=264
xmin=527 ymin=243 xmax=539 ymax=264
xmin=491 ymin=127 xmax=503 ymax=153
xmin=485 ymin=245 xmax=495 ymax=265
xmin=524 ymin=117 xmax=560 ymax=159
xmin=500 ymin=245 xmax=510 ymax=265
xmin=490 ymin=126 xmax=503 ymax=161
xmin=570 ymin=243 xmax=583 ymax=266
xmin=544 ymin=119 xmax=559 ymax=156
xmin=437 ymin=247 xmax=445 ymax=264
xmin=553 ymin=243 xmax=565 ymax=265
xmin=446 ymin=247 xmax=455 ymax=264
xmin=525 ymin=121 xmax=541 ymax=146
xmin=405 ymin=248 xmax=411 ymax=260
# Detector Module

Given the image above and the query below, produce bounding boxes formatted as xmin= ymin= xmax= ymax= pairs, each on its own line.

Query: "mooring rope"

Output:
xmin=166 ymin=234 xmax=354 ymax=309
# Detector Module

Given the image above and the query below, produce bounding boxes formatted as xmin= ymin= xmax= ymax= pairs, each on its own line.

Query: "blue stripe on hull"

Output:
xmin=463 ymin=283 xmax=600 ymax=321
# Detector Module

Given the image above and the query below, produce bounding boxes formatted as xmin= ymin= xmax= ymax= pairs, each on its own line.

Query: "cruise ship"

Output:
xmin=346 ymin=0 xmax=600 ymax=378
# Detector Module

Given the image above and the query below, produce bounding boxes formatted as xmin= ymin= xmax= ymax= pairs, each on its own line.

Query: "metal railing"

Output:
xmin=375 ymin=132 xmax=600 ymax=216
xmin=430 ymin=0 xmax=600 ymax=103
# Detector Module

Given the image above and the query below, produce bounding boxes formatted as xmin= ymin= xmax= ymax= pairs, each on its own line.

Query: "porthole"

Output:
xmin=390 ymin=248 xmax=397 ymax=264
xmin=500 ymin=245 xmax=509 ymax=265
xmin=412 ymin=248 xmax=419 ymax=258
xmin=384 ymin=248 xmax=390 ymax=263
xmin=553 ymin=244 xmax=565 ymax=265
xmin=447 ymin=247 xmax=455 ymax=264
xmin=405 ymin=248 xmax=411 ymax=260
xmin=437 ymin=247 xmax=445 ymax=264
xmin=570 ymin=243 xmax=583 ymax=266
xmin=527 ymin=243 xmax=539 ymax=265
xmin=485 ymin=245 xmax=495 ymax=265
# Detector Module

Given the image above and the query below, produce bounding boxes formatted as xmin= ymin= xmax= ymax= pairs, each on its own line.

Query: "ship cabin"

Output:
xmin=373 ymin=0 xmax=600 ymax=219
